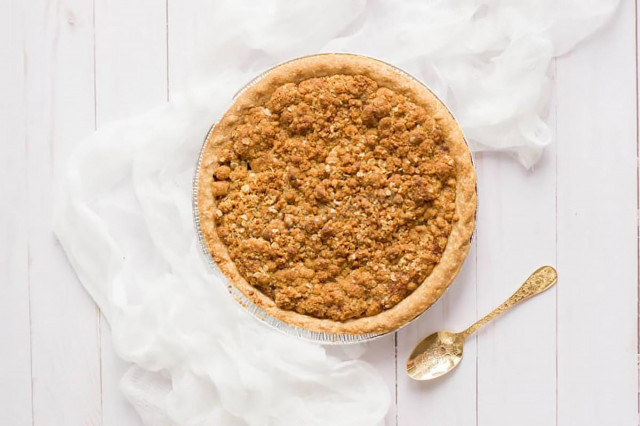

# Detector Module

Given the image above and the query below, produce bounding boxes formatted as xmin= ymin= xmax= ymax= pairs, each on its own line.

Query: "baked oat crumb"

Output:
xmin=206 ymin=74 xmax=458 ymax=321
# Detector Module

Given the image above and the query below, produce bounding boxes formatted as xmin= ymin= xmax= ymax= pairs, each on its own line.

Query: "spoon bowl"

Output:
xmin=407 ymin=331 xmax=464 ymax=380
xmin=406 ymin=266 xmax=557 ymax=381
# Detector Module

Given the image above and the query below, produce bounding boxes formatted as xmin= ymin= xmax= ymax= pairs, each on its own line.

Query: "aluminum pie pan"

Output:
xmin=192 ymin=53 xmax=475 ymax=344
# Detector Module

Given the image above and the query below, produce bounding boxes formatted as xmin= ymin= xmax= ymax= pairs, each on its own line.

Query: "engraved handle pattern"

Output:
xmin=460 ymin=266 xmax=557 ymax=340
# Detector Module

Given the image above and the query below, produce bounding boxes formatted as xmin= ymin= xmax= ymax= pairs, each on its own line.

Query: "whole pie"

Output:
xmin=196 ymin=54 xmax=476 ymax=335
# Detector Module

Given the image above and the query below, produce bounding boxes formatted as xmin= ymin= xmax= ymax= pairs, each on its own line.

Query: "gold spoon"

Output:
xmin=407 ymin=265 xmax=557 ymax=381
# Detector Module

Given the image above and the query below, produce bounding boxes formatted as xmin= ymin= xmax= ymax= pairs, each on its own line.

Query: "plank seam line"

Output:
xmin=98 ymin=312 xmax=103 ymax=425
xmin=635 ymin=0 xmax=640 ymax=418
xmin=92 ymin=1 xmax=104 ymax=423
xmin=165 ymin=0 xmax=169 ymax=101
xmin=554 ymin=56 xmax=559 ymax=426
xmin=394 ymin=332 xmax=398 ymax=426
xmin=92 ymin=0 xmax=97 ymax=130
xmin=28 ymin=245 xmax=34 ymax=426
xmin=474 ymin=218 xmax=479 ymax=426
xmin=23 ymin=6 xmax=34 ymax=418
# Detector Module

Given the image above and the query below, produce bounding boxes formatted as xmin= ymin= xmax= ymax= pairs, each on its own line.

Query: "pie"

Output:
xmin=196 ymin=54 xmax=476 ymax=335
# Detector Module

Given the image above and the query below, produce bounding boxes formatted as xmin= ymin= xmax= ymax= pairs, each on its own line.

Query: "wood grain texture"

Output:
xmin=94 ymin=0 xmax=168 ymax=126
xmin=475 ymin=146 xmax=557 ymax=426
xmin=0 ymin=1 xmax=32 ymax=425
xmin=556 ymin=1 xmax=639 ymax=424
xmin=167 ymin=0 xmax=211 ymax=94
xmin=93 ymin=0 xmax=168 ymax=424
xmin=101 ymin=315 xmax=140 ymax=426
xmin=359 ymin=333 xmax=398 ymax=426
xmin=396 ymin=243 xmax=478 ymax=426
xmin=637 ymin=0 xmax=640 ymax=414
xmin=23 ymin=0 xmax=102 ymax=424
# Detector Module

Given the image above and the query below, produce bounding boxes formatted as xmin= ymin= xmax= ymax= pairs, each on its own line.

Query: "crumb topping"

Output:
xmin=207 ymin=74 xmax=457 ymax=321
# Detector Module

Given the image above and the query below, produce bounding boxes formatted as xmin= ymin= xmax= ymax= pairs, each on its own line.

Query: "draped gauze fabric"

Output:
xmin=54 ymin=1 xmax=618 ymax=424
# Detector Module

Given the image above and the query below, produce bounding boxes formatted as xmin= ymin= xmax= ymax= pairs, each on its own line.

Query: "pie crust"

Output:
xmin=197 ymin=54 xmax=476 ymax=335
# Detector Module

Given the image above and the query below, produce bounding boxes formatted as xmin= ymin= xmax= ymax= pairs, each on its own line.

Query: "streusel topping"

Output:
xmin=207 ymin=74 xmax=457 ymax=321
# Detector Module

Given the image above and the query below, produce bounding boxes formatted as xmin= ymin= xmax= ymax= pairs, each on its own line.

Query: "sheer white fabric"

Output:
xmin=54 ymin=1 xmax=618 ymax=424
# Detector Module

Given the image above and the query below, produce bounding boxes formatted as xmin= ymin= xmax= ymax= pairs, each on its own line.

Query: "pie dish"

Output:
xmin=195 ymin=54 xmax=476 ymax=336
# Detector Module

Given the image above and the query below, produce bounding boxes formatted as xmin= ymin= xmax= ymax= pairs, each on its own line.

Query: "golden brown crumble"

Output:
xmin=207 ymin=74 xmax=457 ymax=321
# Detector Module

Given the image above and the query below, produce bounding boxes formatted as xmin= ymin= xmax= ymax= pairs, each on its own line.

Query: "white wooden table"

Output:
xmin=1 ymin=1 xmax=638 ymax=425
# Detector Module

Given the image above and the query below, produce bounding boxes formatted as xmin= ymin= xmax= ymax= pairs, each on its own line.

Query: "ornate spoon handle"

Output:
xmin=459 ymin=266 xmax=557 ymax=340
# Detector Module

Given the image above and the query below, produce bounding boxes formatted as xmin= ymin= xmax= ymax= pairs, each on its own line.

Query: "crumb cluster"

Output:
xmin=207 ymin=74 xmax=457 ymax=321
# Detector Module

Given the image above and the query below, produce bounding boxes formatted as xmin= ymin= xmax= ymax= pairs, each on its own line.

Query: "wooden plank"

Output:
xmin=166 ymin=0 xmax=211 ymax=94
xmin=100 ymin=315 xmax=141 ymax=426
xmin=397 ymin=243 xmax=478 ymax=426
xmin=475 ymin=147 xmax=557 ymax=425
xmin=24 ymin=3 xmax=101 ymax=422
xmin=94 ymin=0 xmax=167 ymax=424
xmin=0 ymin=1 xmax=32 ymax=425
xmin=359 ymin=333 xmax=398 ymax=426
xmin=94 ymin=0 xmax=168 ymax=126
xmin=556 ymin=0 xmax=638 ymax=423
xmin=637 ymin=0 xmax=640 ymax=414
xmin=22 ymin=0 xmax=103 ymax=424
